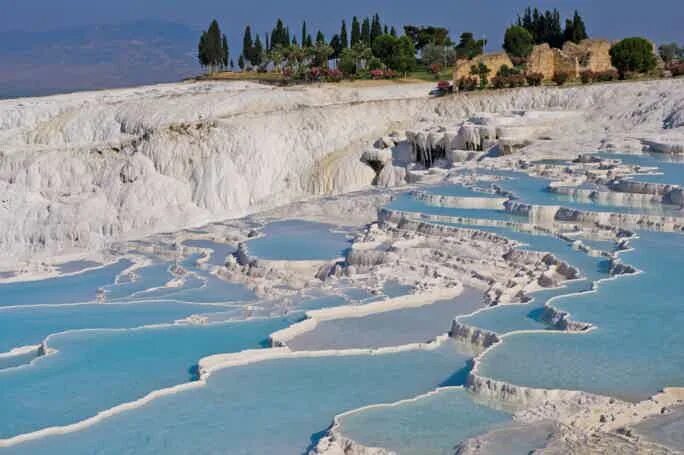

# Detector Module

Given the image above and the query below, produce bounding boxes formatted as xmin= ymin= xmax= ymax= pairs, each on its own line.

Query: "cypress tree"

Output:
xmin=265 ymin=33 xmax=270 ymax=51
xmin=384 ymin=25 xmax=388 ymax=35
xmin=390 ymin=26 xmax=397 ymax=37
xmin=238 ymin=54 xmax=245 ymax=70
xmin=572 ymin=11 xmax=588 ymax=42
xmin=198 ymin=31 xmax=208 ymax=68
xmin=351 ymin=17 xmax=361 ymax=46
xmin=330 ymin=34 xmax=342 ymax=58
xmin=253 ymin=35 xmax=264 ymax=65
xmin=361 ymin=18 xmax=371 ymax=46
xmin=340 ymin=20 xmax=348 ymax=49
xmin=371 ymin=14 xmax=383 ymax=45
xmin=222 ymin=34 xmax=229 ymax=68
xmin=243 ymin=26 xmax=254 ymax=65
xmin=302 ymin=21 xmax=308 ymax=48
xmin=316 ymin=31 xmax=325 ymax=44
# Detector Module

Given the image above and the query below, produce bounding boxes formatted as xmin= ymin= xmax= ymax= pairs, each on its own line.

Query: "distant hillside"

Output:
xmin=0 ymin=20 xmax=199 ymax=99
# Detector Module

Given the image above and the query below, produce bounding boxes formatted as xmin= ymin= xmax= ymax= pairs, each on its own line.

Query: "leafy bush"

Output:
xmin=552 ymin=71 xmax=571 ymax=85
xmin=610 ymin=37 xmax=657 ymax=77
xmin=457 ymin=76 xmax=478 ymax=91
xmin=580 ymin=70 xmax=595 ymax=84
xmin=525 ymin=72 xmax=544 ymax=86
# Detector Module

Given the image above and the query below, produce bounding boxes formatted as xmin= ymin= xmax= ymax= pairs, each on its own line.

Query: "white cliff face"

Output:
xmin=1 ymin=78 xmax=683 ymax=266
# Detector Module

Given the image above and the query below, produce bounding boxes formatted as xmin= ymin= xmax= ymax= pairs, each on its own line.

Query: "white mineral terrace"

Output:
xmin=1 ymin=77 xmax=684 ymax=454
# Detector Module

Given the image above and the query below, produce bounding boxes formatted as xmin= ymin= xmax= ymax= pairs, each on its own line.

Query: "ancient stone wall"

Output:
xmin=453 ymin=52 xmax=513 ymax=82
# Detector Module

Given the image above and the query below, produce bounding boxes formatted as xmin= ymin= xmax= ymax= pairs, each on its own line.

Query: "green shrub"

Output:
xmin=610 ymin=37 xmax=657 ymax=78
xmin=503 ymin=25 xmax=534 ymax=58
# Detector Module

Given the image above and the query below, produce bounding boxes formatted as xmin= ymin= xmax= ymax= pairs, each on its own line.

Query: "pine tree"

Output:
xmin=370 ymin=14 xmax=383 ymax=45
xmin=361 ymin=18 xmax=371 ymax=46
xmin=316 ymin=31 xmax=325 ymax=44
xmin=340 ymin=20 xmax=348 ymax=49
xmin=198 ymin=20 xmax=226 ymax=72
xmin=351 ymin=17 xmax=361 ymax=46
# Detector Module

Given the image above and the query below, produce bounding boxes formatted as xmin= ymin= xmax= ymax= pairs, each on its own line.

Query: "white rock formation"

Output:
xmin=2 ymin=78 xmax=683 ymax=268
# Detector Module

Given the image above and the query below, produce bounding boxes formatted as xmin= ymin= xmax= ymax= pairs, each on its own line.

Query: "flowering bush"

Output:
xmin=307 ymin=66 xmax=323 ymax=82
xmin=384 ymin=69 xmax=399 ymax=79
xmin=370 ymin=69 xmax=385 ymax=80
xmin=325 ymin=68 xmax=343 ymax=82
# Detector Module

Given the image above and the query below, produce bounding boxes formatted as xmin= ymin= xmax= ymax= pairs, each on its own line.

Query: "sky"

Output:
xmin=1 ymin=0 xmax=682 ymax=53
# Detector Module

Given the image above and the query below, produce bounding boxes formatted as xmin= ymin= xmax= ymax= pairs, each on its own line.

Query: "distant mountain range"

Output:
xmin=0 ymin=20 xmax=200 ymax=99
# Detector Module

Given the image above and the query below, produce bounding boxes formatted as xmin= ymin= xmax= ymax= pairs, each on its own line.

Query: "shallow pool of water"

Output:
xmin=6 ymin=341 xmax=469 ymax=454
xmin=339 ymin=387 xmax=511 ymax=455
xmin=247 ymin=220 xmax=351 ymax=261
xmin=0 ymin=316 xmax=294 ymax=439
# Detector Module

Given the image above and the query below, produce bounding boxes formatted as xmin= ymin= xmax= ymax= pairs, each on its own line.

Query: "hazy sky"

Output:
xmin=1 ymin=0 xmax=682 ymax=52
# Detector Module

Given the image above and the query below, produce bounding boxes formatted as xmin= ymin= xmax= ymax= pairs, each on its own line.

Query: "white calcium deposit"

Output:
xmin=2 ymin=78 xmax=683 ymax=268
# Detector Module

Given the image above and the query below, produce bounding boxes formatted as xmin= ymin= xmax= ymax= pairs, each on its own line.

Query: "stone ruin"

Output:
xmin=527 ymin=39 xmax=617 ymax=80
xmin=453 ymin=52 xmax=513 ymax=83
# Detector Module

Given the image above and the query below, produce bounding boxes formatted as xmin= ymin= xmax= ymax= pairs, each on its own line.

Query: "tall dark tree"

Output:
xmin=222 ymin=34 xmax=229 ymax=68
xmin=403 ymin=25 xmax=450 ymax=50
xmin=270 ymin=19 xmax=289 ymax=49
xmin=242 ymin=25 xmax=254 ymax=64
xmin=361 ymin=17 xmax=371 ymax=45
xmin=455 ymin=32 xmax=485 ymax=59
xmin=563 ymin=10 xmax=588 ymax=44
xmin=198 ymin=20 xmax=228 ymax=71
xmin=316 ymin=30 xmax=325 ymax=45
xmin=238 ymin=54 xmax=245 ymax=70
xmin=253 ymin=35 xmax=264 ymax=65
xmin=265 ymin=33 xmax=270 ymax=51
xmin=301 ymin=21 xmax=308 ymax=48
xmin=351 ymin=17 xmax=362 ymax=46
xmin=390 ymin=26 xmax=397 ymax=37
xmin=198 ymin=32 xmax=209 ymax=68
xmin=330 ymin=34 xmax=343 ymax=59
xmin=340 ymin=20 xmax=348 ymax=49
xmin=370 ymin=14 xmax=383 ymax=45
